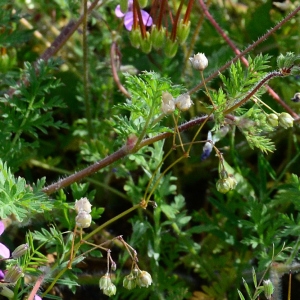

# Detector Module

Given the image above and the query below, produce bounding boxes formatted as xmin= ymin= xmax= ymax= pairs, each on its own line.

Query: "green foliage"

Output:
xmin=113 ymin=71 xmax=183 ymax=139
xmin=0 ymin=58 xmax=67 ymax=169
xmin=1 ymin=1 xmax=300 ymax=300
xmin=0 ymin=159 xmax=52 ymax=221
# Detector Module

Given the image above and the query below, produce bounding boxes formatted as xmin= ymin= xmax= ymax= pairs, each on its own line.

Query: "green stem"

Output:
xmin=11 ymin=97 xmax=35 ymax=147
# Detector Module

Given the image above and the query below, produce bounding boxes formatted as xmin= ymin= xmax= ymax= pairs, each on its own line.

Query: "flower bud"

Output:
xmin=4 ymin=265 xmax=23 ymax=284
xmin=216 ymin=178 xmax=232 ymax=194
xmin=201 ymin=141 xmax=213 ymax=161
xmin=0 ymin=286 xmax=14 ymax=298
xmin=140 ymin=32 xmax=152 ymax=54
xmin=278 ymin=112 xmax=293 ymax=129
xmin=175 ymin=93 xmax=193 ymax=111
xmin=151 ymin=25 xmax=166 ymax=50
xmin=263 ymin=279 xmax=274 ymax=300
xmin=126 ymin=134 xmax=138 ymax=151
xmin=189 ymin=53 xmax=208 ymax=71
xmin=12 ymin=243 xmax=29 ymax=259
xmin=111 ymin=261 xmax=117 ymax=272
xmin=136 ymin=270 xmax=152 ymax=288
xmin=99 ymin=273 xmax=112 ymax=290
xmin=164 ymin=38 xmax=178 ymax=58
xmin=103 ymin=283 xmax=116 ymax=297
xmin=266 ymin=113 xmax=278 ymax=127
xmin=75 ymin=211 xmax=92 ymax=228
xmin=75 ymin=197 xmax=92 ymax=214
xmin=129 ymin=29 xmax=142 ymax=49
xmin=161 ymin=91 xmax=175 ymax=114
xmin=123 ymin=273 xmax=137 ymax=290
xmin=176 ymin=20 xmax=190 ymax=45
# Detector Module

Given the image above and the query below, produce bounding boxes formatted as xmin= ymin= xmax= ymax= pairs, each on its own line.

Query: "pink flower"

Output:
xmin=0 ymin=221 xmax=10 ymax=259
xmin=34 ymin=295 xmax=42 ymax=300
xmin=115 ymin=0 xmax=153 ymax=31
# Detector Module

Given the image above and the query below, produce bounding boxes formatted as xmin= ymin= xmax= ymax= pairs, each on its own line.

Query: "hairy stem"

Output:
xmin=43 ymin=115 xmax=212 ymax=195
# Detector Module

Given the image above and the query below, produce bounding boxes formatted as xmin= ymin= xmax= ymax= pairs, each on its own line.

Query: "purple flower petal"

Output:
xmin=34 ymin=295 xmax=42 ymax=300
xmin=0 ymin=243 xmax=10 ymax=259
xmin=123 ymin=10 xmax=153 ymax=31
xmin=140 ymin=10 xmax=153 ymax=27
xmin=0 ymin=221 xmax=5 ymax=236
xmin=124 ymin=12 xmax=134 ymax=31
xmin=115 ymin=5 xmax=126 ymax=18
xmin=0 ymin=270 xmax=4 ymax=280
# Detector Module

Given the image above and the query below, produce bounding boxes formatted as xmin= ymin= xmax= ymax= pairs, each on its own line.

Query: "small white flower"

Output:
xmin=161 ymin=91 xmax=175 ymax=114
xmin=189 ymin=53 xmax=208 ymax=71
xmin=174 ymin=93 xmax=193 ymax=111
xmin=75 ymin=197 xmax=92 ymax=214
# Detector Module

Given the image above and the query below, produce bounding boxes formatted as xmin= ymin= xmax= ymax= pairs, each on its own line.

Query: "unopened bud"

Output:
xmin=161 ymin=91 xmax=175 ymax=114
xmin=263 ymin=279 xmax=274 ymax=300
xmin=175 ymin=93 xmax=193 ymax=111
xmin=189 ymin=53 xmax=208 ymax=71
xmin=151 ymin=25 xmax=166 ymax=50
xmin=278 ymin=112 xmax=293 ymax=129
xmin=266 ymin=113 xmax=278 ymax=127
xmin=99 ymin=273 xmax=112 ymax=290
xmin=136 ymin=270 xmax=152 ymax=288
xmin=177 ymin=20 xmax=190 ymax=45
xmin=140 ymin=32 xmax=152 ymax=54
xmin=111 ymin=262 xmax=117 ymax=272
xmin=129 ymin=29 xmax=142 ymax=49
xmin=103 ymin=283 xmax=116 ymax=297
xmin=75 ymin=197 xmax=92 ymax=214
xmin=75 ymin=211 xmax=92 ymax=228
xmin=164 ymin=38 xmax=178 ymax=58
xmin=123 ymin=273 xmax=137 ymax=290
xmin=216 ymin=178 xmax=233 ymax=194
xmin=0 ymin=286 xmax=14 ymax=298
xmin=12 ymin=244 xmax=29 ymax=259
xmin=4 ymin=265 xmax=23 ymax=284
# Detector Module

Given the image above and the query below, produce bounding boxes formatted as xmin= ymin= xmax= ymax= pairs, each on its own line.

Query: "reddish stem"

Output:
xmin=170 ymin=0 xmax=184 ymax=41
xmin=183 ymin=0 xmax=195 ymax=24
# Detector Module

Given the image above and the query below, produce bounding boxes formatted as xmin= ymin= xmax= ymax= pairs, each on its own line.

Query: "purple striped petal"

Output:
xmin=0 ymin=243 xmax=10 ymax=259
xmin=0 ymin=221 xmax=4 ymax=235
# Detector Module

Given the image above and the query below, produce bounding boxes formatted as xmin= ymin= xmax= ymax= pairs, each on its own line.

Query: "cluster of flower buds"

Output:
xmin=266 ymin=112 xmax=294 ymax=129
xmin=99 ymin=273 xmax=117 ymax=297
xmin=75 ymin=197 xmax=92 ymax=228
xmin=161 ymin=92 xmax=193 ymax=114
xmin=216 ymin=162 xmax=237 ymax=194
xmin=123 ymin=268 xmax=152 ymax=290
xmin=115 ymin=0 xmax=193 ymax=56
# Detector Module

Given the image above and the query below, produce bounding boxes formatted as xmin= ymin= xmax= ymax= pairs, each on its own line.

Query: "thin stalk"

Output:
xmin=82 ymin=0 xmax=93 ymax=138
xmin=11 ymin=96 xmax=35 ymax=147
